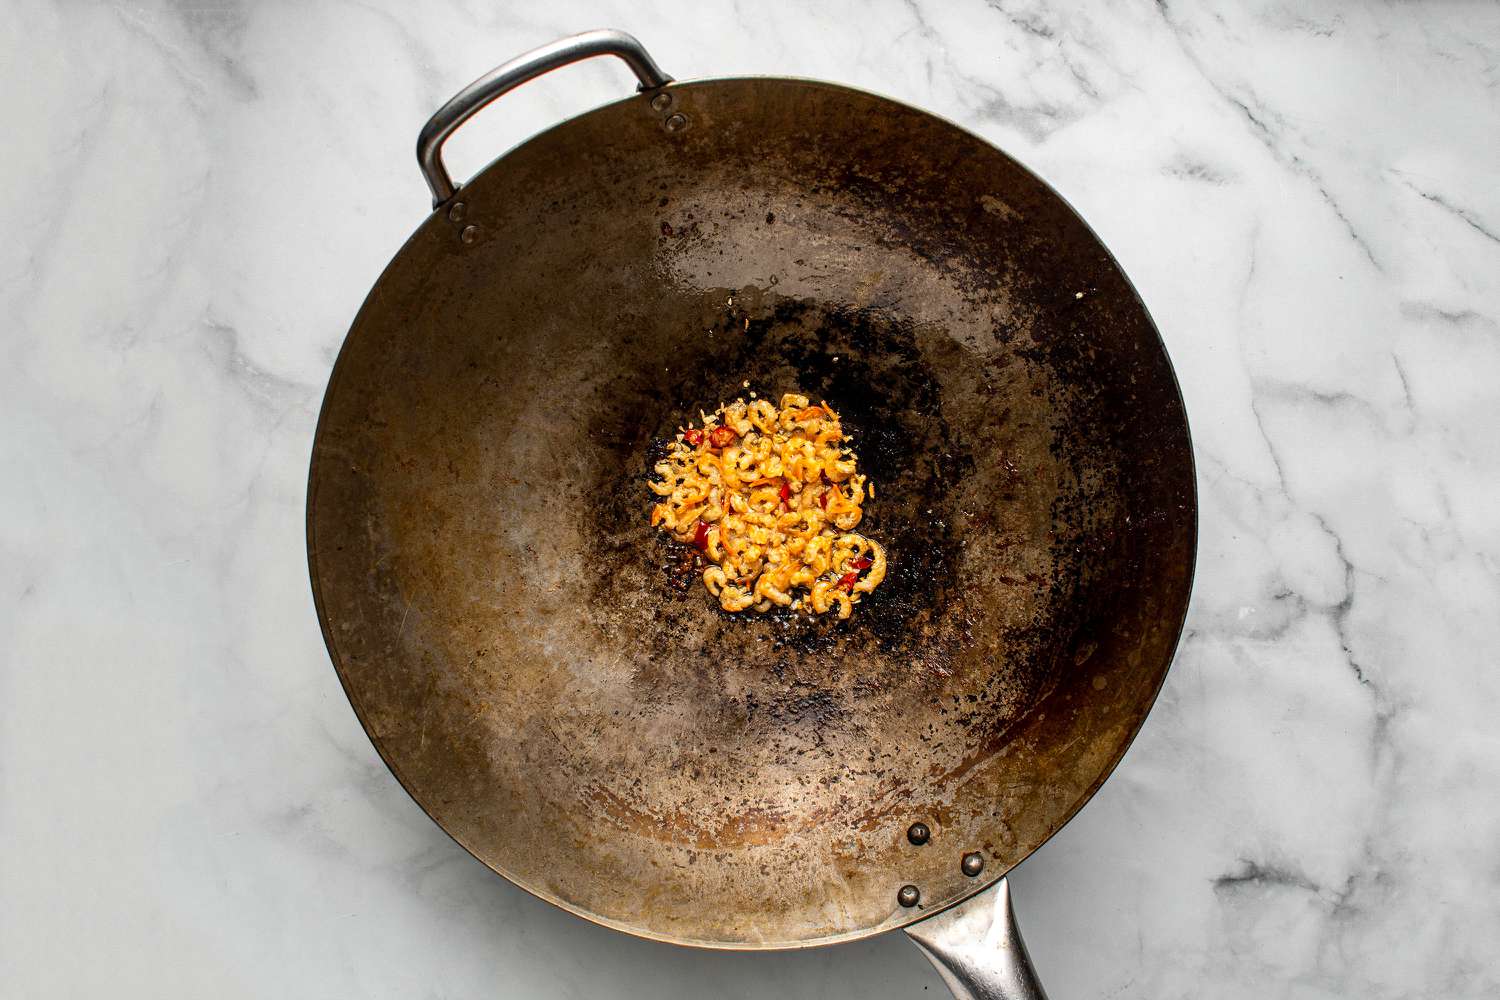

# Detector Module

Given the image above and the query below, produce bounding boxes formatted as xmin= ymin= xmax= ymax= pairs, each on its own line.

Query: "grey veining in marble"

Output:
xmin=3 ymin=1 xmax=1498 ymax=997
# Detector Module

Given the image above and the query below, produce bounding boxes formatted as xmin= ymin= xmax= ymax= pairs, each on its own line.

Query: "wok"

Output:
xmin=307 ymin=30 xmax=1196 ymax=998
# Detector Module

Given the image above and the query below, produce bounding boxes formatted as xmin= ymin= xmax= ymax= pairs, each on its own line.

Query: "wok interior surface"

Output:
xmin=308 ymin=79 xmax=1195 ymax=947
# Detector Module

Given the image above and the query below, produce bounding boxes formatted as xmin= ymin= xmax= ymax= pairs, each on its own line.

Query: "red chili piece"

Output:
xmin=850 ymin=557 xmax=872 ymax=570
xmin=683 ymin=428 xmax=704 ymax=446
xmin=837 ymin=572 xmax=858 ymax=590
xmin=692 ymin=520 xmax=710 ymax=551
xmin=818 ymin=489 xmax=830 ymax=510
xmin=708 ymin=426 xmax=739 ymax=449
xmin=778 ymin=480 xmax=791 ymax=509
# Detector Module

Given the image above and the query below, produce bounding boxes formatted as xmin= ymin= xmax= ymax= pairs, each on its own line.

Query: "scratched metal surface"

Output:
xmin=307 ymin=78 xmax=1195 ymax=948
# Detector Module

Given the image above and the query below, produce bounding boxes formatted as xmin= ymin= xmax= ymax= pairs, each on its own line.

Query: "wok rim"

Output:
xmin=306 ymin=72 xmax=1198 ymax=951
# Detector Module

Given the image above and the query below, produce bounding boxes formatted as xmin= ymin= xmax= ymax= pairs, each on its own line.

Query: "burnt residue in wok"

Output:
xmin=589 ymin=298 xmax=970 ymax=655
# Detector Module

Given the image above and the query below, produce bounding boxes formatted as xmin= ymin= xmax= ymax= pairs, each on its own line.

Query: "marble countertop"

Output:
xmin=5 ymin=1 xmax=1498 ymax=997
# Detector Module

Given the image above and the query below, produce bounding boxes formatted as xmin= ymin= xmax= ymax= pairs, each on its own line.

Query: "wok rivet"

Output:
xmin=447 ymin=201 xmax=466 ymax=223
xmin=650 ymin=92 xmax=672 ymax=112
xmin=460 ymin=225 xmax=481 ymax=245
xmin=961 ymin=852 xmax=985 ymax=877
xmin=897 ymin=884 xmax=920 ymax=908
xmin=664 ymin=113 xmax=688 ymax=132
xmin=907 ymin=822 xmax=930 ymax=846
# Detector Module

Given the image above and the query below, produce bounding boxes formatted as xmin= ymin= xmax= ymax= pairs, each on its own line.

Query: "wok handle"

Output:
xmin=905 ymin=878 xmax=1049 ymax=1000
xmin=416 ymin=28 xmax=673 ymax=207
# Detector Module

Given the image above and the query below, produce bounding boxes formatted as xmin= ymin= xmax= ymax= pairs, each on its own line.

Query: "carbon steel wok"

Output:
xmin=307 ymin=30 xmax=1195 ymax=997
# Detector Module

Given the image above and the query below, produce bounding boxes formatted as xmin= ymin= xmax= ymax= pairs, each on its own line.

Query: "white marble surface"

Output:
xmin=3 ymin=1 xmax=1498 ymax=996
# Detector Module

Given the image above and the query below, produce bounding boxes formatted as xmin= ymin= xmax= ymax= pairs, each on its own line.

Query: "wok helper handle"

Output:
xmin=905 ymin=878 xmax=1048 ymax=1000
xmin=417 ymin=29 xmax=672 ymax=207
